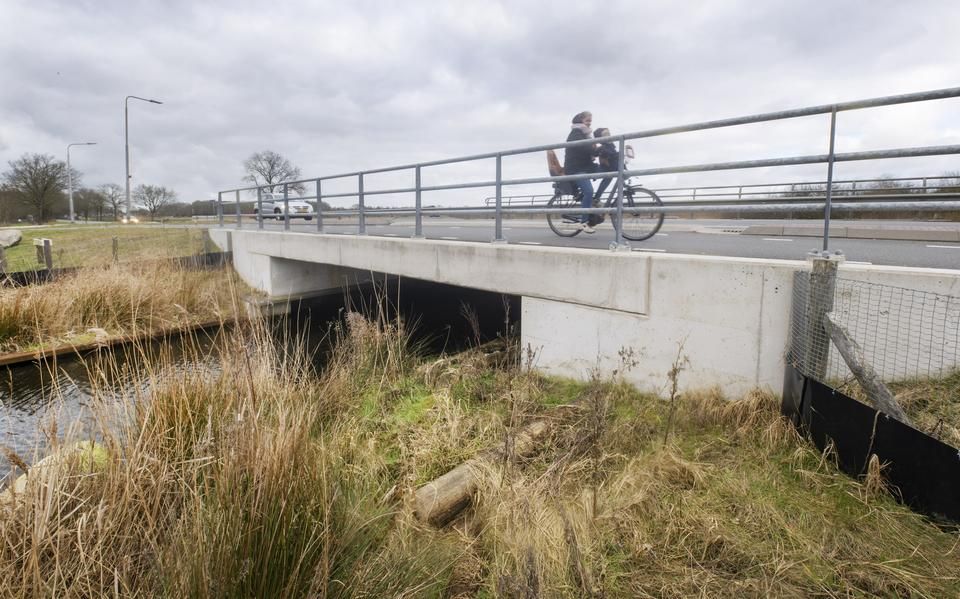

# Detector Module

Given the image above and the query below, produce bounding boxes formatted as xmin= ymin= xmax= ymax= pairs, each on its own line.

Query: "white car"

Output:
xmin=255 ymin=192 xmax=314 ymax=220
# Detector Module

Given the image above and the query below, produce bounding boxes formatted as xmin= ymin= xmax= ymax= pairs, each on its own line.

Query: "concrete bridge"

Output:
xmin=209 ymin=228 xmax=960 ymax=397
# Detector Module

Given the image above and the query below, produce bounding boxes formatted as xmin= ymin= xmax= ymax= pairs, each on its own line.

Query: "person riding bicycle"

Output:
xmin=563 ymin=111 xmax=599 ymax=233
xmin=590 ymin=127 xmax=619 ymax=226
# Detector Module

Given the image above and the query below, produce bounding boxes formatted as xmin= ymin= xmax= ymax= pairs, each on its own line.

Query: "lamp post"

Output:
xmin=67 ymin=142 xmax=96 ymax=222
xmin=124 ymin=95 xmax=163 ymax=218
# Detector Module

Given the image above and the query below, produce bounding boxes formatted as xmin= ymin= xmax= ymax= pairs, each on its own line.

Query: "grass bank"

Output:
xmin=1 ymin=225 xmax=206 ymax=271
xmin=0 ymin=261 xmax=245 ymax=355
xmin=1 ymin=307 xmax=957 ymax=597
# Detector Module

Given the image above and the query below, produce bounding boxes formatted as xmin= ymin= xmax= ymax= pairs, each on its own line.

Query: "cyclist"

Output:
xmin=563 ymin=111 xmax=599 ymax=233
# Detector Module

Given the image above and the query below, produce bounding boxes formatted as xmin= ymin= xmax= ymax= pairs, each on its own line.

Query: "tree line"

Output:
xmin=1 ymin=149 xmax=307 ymax=224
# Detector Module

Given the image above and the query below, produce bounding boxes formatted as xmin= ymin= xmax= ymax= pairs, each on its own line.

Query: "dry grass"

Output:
xmin=0 ymin=298 xmax=957 ymax=597
xmin=463 ymin=385 xmax=960 ymax=598
xmin=0 ymin=261 xmax=242 ymax=354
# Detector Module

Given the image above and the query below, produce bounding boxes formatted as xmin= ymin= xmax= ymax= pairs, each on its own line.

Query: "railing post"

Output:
xmin=612 ymin=136 xmax=628 ymax=250
xmin=217 ymin=192 xmax=224 ymax=227
xmin=358 ymin=173 xmax=366 ymax=235
xmin=235 ymin=189 xmax=241 ymax=229
xmin=283 ymin=183 xmax=290 ymax=231
xmin=737 ymin=186 xmax=743 ymax=200
xmin=257 ymin=187 xmax=264 ymax=230
xmin=822 ymin=106 xmax=838 ymax=253
xmin=413 ymin=165 xmax=424 ymax=238
xmin=799 ymin=253 xmax=842 ymax=381
xmin=316 ymin=179 xmax=323 ymax=233
xmin=493 ymin=154 xmax=506 ymax=243
xmin=922 ymin=177 xmax=928 ymax=193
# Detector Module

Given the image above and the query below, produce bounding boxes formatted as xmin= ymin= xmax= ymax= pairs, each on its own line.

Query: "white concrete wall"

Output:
xmin=522 ymin=254 xmax=798 ymax=396
xmin=209 ymin=228 xmax=960 ymax=397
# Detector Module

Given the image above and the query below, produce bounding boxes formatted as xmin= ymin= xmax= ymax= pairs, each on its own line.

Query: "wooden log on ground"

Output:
xmin=823 ymin=312 xmax=911 ymax=424
xmin=414 ymin=418 xmax=552 ymax=527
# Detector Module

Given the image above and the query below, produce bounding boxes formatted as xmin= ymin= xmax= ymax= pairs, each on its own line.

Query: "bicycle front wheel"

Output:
xmin=546 ymin=193 xmax=583 ymax=237
xmin=612 ymin=187 xmax=664 ymax=241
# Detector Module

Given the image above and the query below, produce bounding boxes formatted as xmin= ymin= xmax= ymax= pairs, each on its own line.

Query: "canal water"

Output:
xmin=0 ymin=278 xmax=519 ymax=483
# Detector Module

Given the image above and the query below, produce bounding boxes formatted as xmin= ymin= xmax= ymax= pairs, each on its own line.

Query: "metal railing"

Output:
xmin=217 ymin=87 xmax=960 ymax=251
xmin=483 ymin=175 xmax=960 ymax=207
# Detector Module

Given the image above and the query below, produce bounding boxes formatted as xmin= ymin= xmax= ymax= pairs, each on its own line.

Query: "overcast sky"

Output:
xmin=1 ymin=0 xmax=958 ymax=206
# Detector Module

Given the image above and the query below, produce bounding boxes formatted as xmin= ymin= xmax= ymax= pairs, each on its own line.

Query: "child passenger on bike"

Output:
xmin=590 ymin=127 xmax=618 ymax=226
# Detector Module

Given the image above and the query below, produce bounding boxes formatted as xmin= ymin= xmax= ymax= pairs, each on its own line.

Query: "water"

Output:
xmin=0 ymin=333 xmax=223 ymax=484
xmin=0 ymin=278 xmax=519 ymax=483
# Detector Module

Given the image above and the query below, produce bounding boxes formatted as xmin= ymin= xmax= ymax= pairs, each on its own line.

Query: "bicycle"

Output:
xmin=545 ymin=150 xmax=664 ymax=241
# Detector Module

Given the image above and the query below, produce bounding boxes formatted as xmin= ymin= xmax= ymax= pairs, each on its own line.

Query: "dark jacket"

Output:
xmin=563 ymin=128 xmax=598 ymax=175
xmin=597 ymin=142 xmax=619 ymax=172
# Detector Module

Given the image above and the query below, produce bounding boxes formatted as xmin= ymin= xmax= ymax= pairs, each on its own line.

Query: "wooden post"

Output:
xmin=414 ymin=417 xmax=553 ymax=527
xmin=823 ymin=312 xmax=911 ymax=424
xmin=43 ymin=239 xmax=53 ymax=270
xmin=34 ymin=238 xmax=53 ymax=270
xmin=0 ymin=246 xmax=6 ymax=274
xmin=801 ymin=254 xmax=840 ymax=380
xmin=112 ymin=237 xmax=119 ymax=263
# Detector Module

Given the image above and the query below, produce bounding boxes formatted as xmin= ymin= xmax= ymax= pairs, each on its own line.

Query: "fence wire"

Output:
xmin=788 ymin=272 xmax=960 ymax=384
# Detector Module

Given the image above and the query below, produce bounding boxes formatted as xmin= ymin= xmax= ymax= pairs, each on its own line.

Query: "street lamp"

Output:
xmin=67 ymin=142 xmax=96 ymax=223
xmin=124 ymin=95 xmax=163 ymax=217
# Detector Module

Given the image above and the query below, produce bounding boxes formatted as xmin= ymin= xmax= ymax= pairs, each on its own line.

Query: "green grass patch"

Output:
xmin=1 ymin=224 xmax=207 ymax=271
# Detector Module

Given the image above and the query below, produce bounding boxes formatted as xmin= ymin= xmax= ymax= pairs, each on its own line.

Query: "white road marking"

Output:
xmin=763 ymin=238 xmax=794 ymax=242
xmin=632 ymin=248 xmax=666 ymax=252
xmin=517 ymin=241 xmax=541 ymax=245
xmin=440 ymin=236 xmax=459 ymax=240
xmin=846 ymin=261 xmax=873 ymax=265
xmin=927 ymin=244 xmax=960 ymax=249
xmin=655 ymin=233 xmax=668 ymax=237
xmin=384 ymin=233 xmax=399 ymax=237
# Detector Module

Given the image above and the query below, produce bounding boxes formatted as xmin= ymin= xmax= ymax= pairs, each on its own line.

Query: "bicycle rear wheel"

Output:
xmin=612 ymin=187 xmax=664 ymax=241
xmin=546 ymin=193 xmax=583 ymax=237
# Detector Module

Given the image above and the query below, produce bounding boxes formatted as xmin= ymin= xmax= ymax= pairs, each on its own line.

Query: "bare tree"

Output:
xmin=243 ymin=150 xmax=305 ymax=194
xmin=2 ymin=153 xmax=76 ymax=222
xmin=100 ymin=183 xmax=123 ymax=220
xmin=76 ymin=187 xmax=107 ymax=221
xmin=133 ymin=184 xmax=177 ymax=220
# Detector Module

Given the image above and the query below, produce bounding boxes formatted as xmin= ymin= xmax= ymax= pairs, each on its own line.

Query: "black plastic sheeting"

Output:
xmin=782 ymin=364 xmax=960 ymax=523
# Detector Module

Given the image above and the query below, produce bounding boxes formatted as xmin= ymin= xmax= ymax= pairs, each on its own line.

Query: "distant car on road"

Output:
xmin=255 ymin=192 xmax=314 ymax=220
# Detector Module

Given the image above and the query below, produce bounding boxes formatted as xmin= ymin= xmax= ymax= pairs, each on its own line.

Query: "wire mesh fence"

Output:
xmin=788 ymin=271 xmax=960 ymax=384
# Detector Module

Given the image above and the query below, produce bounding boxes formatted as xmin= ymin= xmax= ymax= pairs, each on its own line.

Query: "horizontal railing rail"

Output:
xmin=483 ymin=175 xmax=960 ymax=206
xmin=217 ymin=86 xmax=960 ymax=250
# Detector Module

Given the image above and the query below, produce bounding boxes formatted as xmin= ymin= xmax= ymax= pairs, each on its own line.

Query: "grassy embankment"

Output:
xmin=0 ymin=260 xmax=244 ymax=356
xmin=1 ymin=224 xmax=206 ymax=272
xmin=1 ymin=306 xmax=957 ymax=598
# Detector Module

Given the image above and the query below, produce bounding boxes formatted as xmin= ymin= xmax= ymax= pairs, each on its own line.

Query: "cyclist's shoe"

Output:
xmin=579 ymin=223 xmax=596 ymax=234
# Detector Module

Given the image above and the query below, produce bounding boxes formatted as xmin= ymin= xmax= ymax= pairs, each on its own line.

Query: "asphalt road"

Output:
xmin=241 ymin=217 xmax=960 ymax=270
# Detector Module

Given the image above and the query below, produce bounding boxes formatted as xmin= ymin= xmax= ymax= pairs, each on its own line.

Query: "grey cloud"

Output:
xmin=1 ymin=0 xmax=958 ymax=202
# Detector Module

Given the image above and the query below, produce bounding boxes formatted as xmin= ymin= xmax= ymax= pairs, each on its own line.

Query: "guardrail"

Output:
xmin=482 ymin=175 xmax=960 ymax=207
xmin=217 ymin=87 xmax=960 ymax=251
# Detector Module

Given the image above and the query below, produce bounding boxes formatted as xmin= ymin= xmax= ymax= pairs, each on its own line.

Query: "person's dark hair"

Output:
xmin=571 ymin=111 xmax=592 ymax=124
xmin=594 ymin=128 xmax=610 ymax=138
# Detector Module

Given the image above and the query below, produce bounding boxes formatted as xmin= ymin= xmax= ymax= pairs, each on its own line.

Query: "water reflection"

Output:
xmin=0 ymin=332 xmax=224 ymax=484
